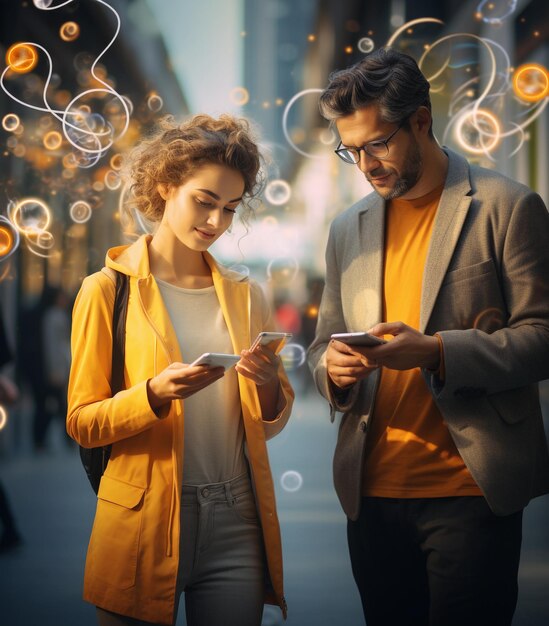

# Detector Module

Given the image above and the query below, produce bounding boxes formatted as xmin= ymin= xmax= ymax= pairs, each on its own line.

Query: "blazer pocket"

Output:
xmin=486 ymin=385 xmax=541 ymax=425
xmin=442 ymin=258 xmax=496 ymax=286
xmin=88 ymin=475 xmax=146 ymax=589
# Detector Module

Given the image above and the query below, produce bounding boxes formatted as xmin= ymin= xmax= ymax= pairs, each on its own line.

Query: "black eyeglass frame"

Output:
xmin=334 ymin=121 xmax=406 ymax=164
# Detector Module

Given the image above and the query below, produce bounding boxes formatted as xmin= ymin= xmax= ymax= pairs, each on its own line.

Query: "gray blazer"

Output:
xmin=307 ymin=147 xmax=549 ymax=520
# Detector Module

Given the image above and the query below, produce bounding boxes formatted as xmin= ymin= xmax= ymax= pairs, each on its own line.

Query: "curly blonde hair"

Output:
xmin=124 ymin=114 xmax=263 ymax=222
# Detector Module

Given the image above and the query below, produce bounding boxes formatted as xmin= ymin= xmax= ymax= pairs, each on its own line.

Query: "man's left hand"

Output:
xmin=356 ymin=322 xmax=440 ymax=371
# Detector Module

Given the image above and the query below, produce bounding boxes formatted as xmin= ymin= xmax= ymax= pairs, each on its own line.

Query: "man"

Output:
xmin=307 ymin=47 xmax=549 ymax=626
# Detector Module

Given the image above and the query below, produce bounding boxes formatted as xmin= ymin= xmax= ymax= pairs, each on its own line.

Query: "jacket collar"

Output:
xmin=105 ymin=234 xmax=252 ymax=354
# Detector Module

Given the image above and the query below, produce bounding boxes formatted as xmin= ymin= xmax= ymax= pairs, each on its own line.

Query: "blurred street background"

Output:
xmin=1 ymin=1 xmax=548 ymax=624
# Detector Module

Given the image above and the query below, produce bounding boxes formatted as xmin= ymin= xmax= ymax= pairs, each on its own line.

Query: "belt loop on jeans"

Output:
xmin=225 ymin=481 xmax=235 ymax=506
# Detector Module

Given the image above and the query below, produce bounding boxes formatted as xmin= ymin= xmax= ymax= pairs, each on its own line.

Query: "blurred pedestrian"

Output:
xmin=0 ymin=307 xmax=23 ymax=554
xmin=20 ymin=285 xmax=71 ymax=451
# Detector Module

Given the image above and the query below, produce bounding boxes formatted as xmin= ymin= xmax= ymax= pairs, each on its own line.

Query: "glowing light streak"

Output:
xmin=282 ymin=88 xmax=325 ymax=159
xmin=476 ymin=0 xmax=518 ymax=24
xmin=25 ymin=237 xmax=59 ymax=258
xmin=386 ymin=18 xmax=444 ymax=47
xmin=6 ymin=43 xmax=39 ymax=73
xmin=1 ymin=0 xmax=130 ymax=161
xmin=454 ymin=108 xmax=501 ymax=155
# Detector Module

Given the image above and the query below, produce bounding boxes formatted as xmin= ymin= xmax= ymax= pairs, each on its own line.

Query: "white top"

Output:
xmin=156 ymin=278 xmax=246 ymax=485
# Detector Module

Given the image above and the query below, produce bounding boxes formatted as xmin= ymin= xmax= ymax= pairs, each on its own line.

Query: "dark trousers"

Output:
xmin=347 ymin=496 xmax=523 ymax=626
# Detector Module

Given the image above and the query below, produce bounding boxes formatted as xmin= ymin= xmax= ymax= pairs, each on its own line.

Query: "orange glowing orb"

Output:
xmin=6 ymin=43 xmax=38 ymax=74
xmin=512 ymin=63 xmax=549 ymax=102
xmin=60 ymin=21 xmax=80 ymax=42
xmin=0 ymin=226 xmax=14 ymax=256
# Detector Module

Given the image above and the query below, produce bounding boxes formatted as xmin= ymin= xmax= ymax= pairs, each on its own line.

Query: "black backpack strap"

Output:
xmin=79 ymin=269 xmax=129 ymax=494
xmin=111 ymin=271 xmax=129 ymax=395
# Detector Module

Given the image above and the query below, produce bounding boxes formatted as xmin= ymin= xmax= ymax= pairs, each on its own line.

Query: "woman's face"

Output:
xmin=159 ymin=163 xmax=245 ymax=251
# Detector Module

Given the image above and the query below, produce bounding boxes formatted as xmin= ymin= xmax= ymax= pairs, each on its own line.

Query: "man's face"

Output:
xmin=335 ymin=105 xmax=423 ymax=200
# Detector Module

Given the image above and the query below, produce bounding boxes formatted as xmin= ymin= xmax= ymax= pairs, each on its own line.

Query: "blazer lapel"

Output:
xmin=137 ymin=275 xmax=183 ymax=363
xmin=420 ymin=149 xmax=472 ymax=332
xmin=357 ymin=195 xmax=385 ymax=330
xmin=206 ymin=254 xmax=251 ymax=354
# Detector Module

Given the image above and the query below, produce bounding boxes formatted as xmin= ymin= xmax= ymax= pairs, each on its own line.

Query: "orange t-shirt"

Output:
xmin=362 ymin=184 xmax=482 ymax=498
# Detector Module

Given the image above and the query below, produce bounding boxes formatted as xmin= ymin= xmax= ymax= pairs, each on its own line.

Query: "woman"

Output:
xmin=67 ymin=114 xmax=294 ymax=626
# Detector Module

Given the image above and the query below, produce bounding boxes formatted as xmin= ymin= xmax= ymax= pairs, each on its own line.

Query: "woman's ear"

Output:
xmin=157 ymin=183 xmax=170 ymax=201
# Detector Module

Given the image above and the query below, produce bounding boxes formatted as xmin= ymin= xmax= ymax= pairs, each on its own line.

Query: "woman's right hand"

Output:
xmin=146 ymin=362 xmax=224 ymax=409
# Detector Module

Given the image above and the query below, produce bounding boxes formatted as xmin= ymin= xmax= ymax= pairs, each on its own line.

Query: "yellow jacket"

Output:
xmin=67 ymin=235 xmax=294 ymax=624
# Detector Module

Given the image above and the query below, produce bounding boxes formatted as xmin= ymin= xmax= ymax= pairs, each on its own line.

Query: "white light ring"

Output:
xmin=282 ymin=88 xmax=326 ymax=159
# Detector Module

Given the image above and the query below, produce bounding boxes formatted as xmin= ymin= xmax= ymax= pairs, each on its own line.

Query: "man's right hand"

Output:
xmin=327 ymin=339 xmax=379 ymax=389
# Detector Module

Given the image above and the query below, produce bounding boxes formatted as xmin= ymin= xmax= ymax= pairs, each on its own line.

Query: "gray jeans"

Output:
xmin=97 ymin=473 xmax=265 ymax=626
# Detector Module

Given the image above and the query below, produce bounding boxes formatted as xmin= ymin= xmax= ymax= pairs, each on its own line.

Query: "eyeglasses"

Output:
xmin=334 ymin=122 xmax=405 ymax=164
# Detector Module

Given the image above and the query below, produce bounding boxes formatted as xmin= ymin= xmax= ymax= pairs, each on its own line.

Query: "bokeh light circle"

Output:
xmin=319 ymin=128 xmax=337 ymax=145
xmin=2 ymin=114 xmax=21 ymax=132
xmin=282 ymin=88 xmax=325 ymax=158
xmin=36 ymin=231 xmax=55 ymax=250
xmin=280 ymin=470 xmax=303 ymax=493
xmin=70 ymin=201 xmax=92 ymax=224
xmin=104 ymin=170 xmax=121 ymax=190
xmin=512 ymin=63 xmax=549 ymax=103
xmin=358 ymin=37 xmax=375 ymax=53
xmin=12 ymin=198 xmax=51 ymax=234
xmin=0 ymin=406 xmax=7 ymax=431
xmin=262 ymin=216 xmax=279 ymax=228
xmin=264 ymin=179 xmax=291 ymax=205
xmin=267 ymin=256 xmax=299 ymax=285
xmin=229 ymin=87 xmax=250 ymax=106
xmin=110 ymin=153 xmax=124 ymax=170
xmin=6 ymin=43 xmax=39 ymax=74
xmin=43 ymin=130 xmax=62 ymax=150
xmin=147 ymin=93 xmax=163 ymax=112
xmin=279 ymin=343 xmax=307 ymax=370
xmin=228 ymin=264 xmax=251 ymax=278
xmin=60 ymin=21 xmax=80 ymax=42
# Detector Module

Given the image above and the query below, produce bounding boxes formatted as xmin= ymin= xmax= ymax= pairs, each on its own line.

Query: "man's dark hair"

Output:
xmin=319 ymin=47 xmax=433 ymax=135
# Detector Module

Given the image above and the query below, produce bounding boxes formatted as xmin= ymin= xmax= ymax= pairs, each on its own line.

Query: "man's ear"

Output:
xmin=157 ymin=183 xmax=170 ymax=201
xmin=414 ymin=106 xmax=432 ymax=136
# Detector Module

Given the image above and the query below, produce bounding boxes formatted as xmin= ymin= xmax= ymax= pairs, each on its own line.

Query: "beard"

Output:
xmin=367 ymin=136 xmax=423 ymax=200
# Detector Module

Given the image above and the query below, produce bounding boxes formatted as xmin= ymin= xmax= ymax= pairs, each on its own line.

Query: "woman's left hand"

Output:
xmin=235 ymin=346 xmax=279 ymax=386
